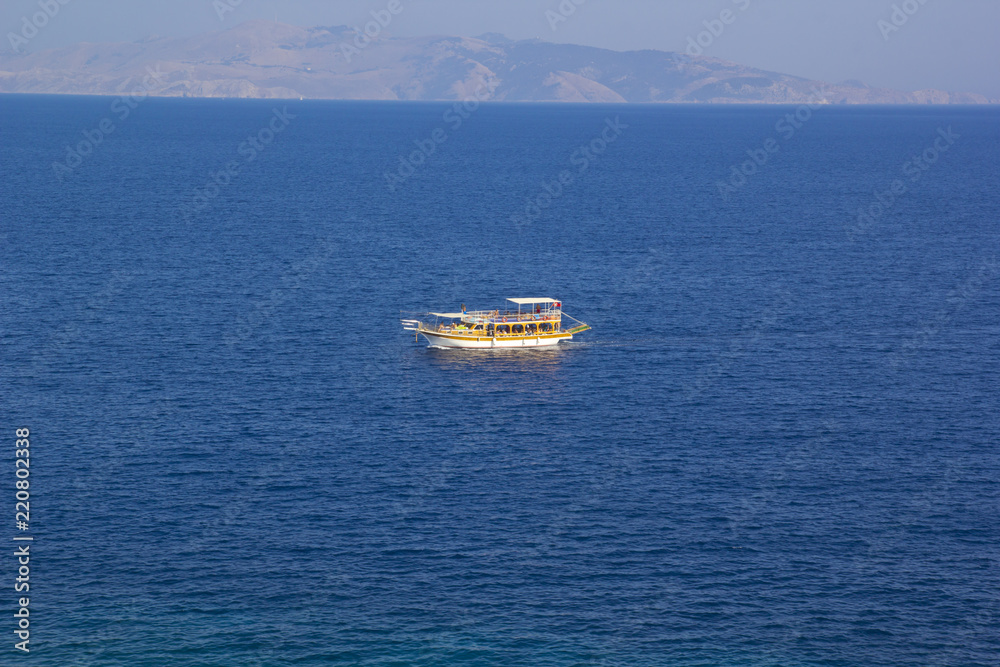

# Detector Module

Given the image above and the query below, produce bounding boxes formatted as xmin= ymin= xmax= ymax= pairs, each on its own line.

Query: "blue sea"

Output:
xmin=1 ymin=95 xmax=998 ymax=666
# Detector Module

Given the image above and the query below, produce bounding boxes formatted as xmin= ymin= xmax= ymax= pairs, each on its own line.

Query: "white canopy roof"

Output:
xmin=429 ymin=312 xmax=465 ymax=318
xmin=507 ymin=298 xmax=558 ymax=305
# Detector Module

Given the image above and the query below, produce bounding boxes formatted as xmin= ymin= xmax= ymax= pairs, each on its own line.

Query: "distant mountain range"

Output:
xmin=0 ymin=21 xmax=994 ymax=104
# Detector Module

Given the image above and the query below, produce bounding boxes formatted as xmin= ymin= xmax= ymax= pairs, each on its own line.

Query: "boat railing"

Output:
xmin=403 ymin=309 xmax=561 ymax=322
xmin=464 ymin=312 xmax=562 ymax=324
xmin=403 ymin=311 xmax=568 ymax=334
xmin=415 ymin=321 xmax=565 ymax=336
xmin=402 ymin=306 xmax=586 ymax=341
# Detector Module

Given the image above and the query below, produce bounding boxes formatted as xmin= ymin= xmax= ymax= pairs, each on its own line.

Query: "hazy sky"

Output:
xmin=4 ymin=0 xmax=998 ymax=97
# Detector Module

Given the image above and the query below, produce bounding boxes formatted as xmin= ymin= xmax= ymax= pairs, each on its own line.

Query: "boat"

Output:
xmin=401 ymin=298 xmax=591 ymax=349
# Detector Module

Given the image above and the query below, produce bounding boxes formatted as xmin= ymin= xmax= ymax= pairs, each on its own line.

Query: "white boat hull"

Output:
xmin=420 ymin=331 xmax=572 ymax=349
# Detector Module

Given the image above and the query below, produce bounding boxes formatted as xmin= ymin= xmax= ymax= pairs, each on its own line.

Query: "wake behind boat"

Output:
xmin=401 ymin=298 xmax=591 ymax=349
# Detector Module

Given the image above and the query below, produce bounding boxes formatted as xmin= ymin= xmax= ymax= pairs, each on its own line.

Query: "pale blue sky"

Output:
xmin=4 ymin=0 xmax=998 ymax=97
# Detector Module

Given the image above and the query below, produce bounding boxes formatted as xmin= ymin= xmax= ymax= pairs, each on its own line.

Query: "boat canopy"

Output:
xmin=507 ymin=298 xmax=557 ymax=305
xmin=429 ymin=312 xmax=465 ymax=318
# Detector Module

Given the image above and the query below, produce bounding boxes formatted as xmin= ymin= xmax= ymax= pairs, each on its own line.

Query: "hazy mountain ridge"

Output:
xmin=0 ymin=20 xmax=994 ymax=104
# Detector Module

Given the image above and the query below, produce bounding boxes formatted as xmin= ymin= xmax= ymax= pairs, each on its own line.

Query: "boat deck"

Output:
xmin=401 ymin=298 xmax=588 ymax=349
xmin=462 ymin=309 xmax=562 ymax=325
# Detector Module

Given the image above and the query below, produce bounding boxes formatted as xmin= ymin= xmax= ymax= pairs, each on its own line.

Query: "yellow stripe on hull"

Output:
xmin=419 ymin=330 xmax=572 ymax=349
